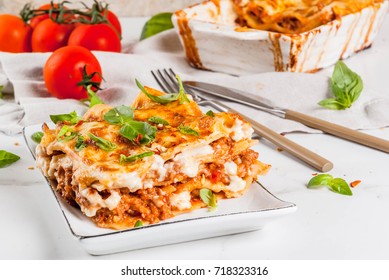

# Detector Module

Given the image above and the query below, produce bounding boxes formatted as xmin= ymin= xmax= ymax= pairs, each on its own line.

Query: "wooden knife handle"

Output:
xmin=213 ymin=101 xmax=333 ymax=172
xmin=285 ymin=110 xmax=389 ymax=153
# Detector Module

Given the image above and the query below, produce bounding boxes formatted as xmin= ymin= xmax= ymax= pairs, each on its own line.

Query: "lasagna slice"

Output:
xmin=36 ymin=85 xmax=270 ymax=230
xmin=232 ymin=0 xmax=384 ymax=34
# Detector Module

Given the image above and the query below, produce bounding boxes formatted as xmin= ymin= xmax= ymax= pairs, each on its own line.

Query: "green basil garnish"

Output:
xmin=148 ymin=116 xmax=169 ymax=125
xmin=31 ymin=131 xmax=44 ymax=143
xmin=136 ymin=79 xmax=180 ymax=104
xmin=88 ymin=133 xmax=117 ymax=151
xmin=86 ymin=85 xmax=104 ymax=108
xmin=120 ymin=151 xmax=154 ymax=164
xmin=308 ymin=174 xmax=352 ymax=196
xmin=134 ymin=220 xmax=143 ymax=227
xmin=199 ymin=188 xmax=217 ymax=211
xmin=319 ymin=61 xmax=363 ymax=110
xmin=136 ymin=75 xmax=190 ymax=105
xmin=178 ymin=125 xmax=199 ymax=137
xmin=206 ymin=110 xmax=215 ymax=117
xmin=140 ymin=12 xmax=174 ymax=40
xmin=50 ymin=111 xmax=81 ymax=125
xmin=0 ymin=150 xmax=20 ymax=168
xmin=120 ymin=121 xmax=157 ymax=145
xmin=75 ymin=136 xmax=87 ymax=152
xmin=57 ymin=125 xmax=77 ymax=142
xmin=176 ymin=75 xmax=190 ymax=104
xmin=104 ymin=105 xmax=134 ymax=125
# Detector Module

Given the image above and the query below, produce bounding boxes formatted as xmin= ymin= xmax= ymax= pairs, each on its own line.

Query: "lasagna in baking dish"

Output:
xmin=233 ymin=0 xmax=385 ymax=34
xmin=35 ymin=84 xmax=270 ymax=229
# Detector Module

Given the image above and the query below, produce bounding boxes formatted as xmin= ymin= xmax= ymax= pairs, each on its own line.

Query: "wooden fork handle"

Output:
xmin=285 ymin=110 xmax=389 ymax=153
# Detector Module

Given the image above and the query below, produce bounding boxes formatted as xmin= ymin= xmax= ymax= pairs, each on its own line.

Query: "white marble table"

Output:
xmin=1 ymin=16 xmax=389 ymax=260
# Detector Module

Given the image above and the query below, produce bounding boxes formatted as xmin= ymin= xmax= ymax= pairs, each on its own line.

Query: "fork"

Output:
xmin=151 ymin=68 xmax=333 ymax=172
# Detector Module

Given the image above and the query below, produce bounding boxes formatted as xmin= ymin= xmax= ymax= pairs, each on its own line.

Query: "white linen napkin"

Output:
xmin=0 ymin=29 xmax=389 ymax=135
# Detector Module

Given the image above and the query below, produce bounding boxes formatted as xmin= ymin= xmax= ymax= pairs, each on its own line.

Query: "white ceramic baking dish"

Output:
xmin=172 ymin=0 xmax=389 ymax=75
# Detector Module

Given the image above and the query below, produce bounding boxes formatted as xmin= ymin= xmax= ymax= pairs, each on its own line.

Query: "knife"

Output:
xmin=185 ymin=81 xmax=389 ymax=153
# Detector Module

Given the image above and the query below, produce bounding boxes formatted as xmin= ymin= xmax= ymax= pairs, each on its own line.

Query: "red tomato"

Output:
xmin=210 ymin=170 xmax=222 ymax=184
xmin=68 ymin=24 xmax=121 ymax=52
xmin=0 ymin=15 xmax=32 ymax=53
xmin=30 ymin=3 xmax=60 ymax=29
xmin=101 ymin=9 xmax=122 ymax=36
xmin=80 ymin=8 xmax=121 ymax=36
xmin=31 ymin=18 xmax=74 ymax=52
xmin=44 ymin=46 xmax=102 ymax=99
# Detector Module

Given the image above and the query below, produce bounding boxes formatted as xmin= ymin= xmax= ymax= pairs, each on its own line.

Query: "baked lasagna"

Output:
xmin=36 ymin=84 xmax=270 ymax=229
xmin=232 ymin=0 xmax=384 ymax=34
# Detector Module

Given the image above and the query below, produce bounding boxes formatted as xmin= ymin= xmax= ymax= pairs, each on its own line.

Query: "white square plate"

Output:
xmin=23 ymin=124 xmax=296 ymax=255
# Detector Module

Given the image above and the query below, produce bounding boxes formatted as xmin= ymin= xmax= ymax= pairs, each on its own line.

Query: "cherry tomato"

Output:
xmin=80 ymin=8 xmax=121 ymax=36
xmin=30 ymin=3 xmax=59 ymax=29
xmin=0 ymin=15 xmax=32 ymax=53
xmin=101 ymin=9 xmax=122 ymax=36
xmin=68 ymin=24 xmax=121 ymax=52
xmin=44 ymin=46 xmax=102 ymax=99
xmin=31 ymin=18 xmax=74 ymax=52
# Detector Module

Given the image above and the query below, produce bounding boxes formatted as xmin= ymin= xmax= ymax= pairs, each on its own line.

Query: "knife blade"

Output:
xmin=185 ymin=80 xmax=389 ymax=153
xmin=185 ymin=81 xmax=285 ymax=118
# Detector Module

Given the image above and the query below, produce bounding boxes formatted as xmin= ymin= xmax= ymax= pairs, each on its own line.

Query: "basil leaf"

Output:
xmin=31 ymin=131 xmax=44 ymax=143
xmin=319 ymin=61 xmax=363 ymax=110
xmin=307 ymin=174 xmax=353 ymax=196
xmin=0 ymin=150 xmax=20 ymax=168
xmin=134 ymin=220 xmax=143 ymax=227
xmin=50 ymin=111 xmax=81 ymax=125
xmin=176 ymin=75 xmax=190 ymax=104
xmin=120 ymin=151 xmax=154 ymax=164
xmin=329 ymin=178 xmax=353 ymax=196
xmin=75 ymin=136 xmax=87 ymax=152
xmin=308 ymin=174 xmax=333 ymax=189
xmin=0 ymin=85 xmax=3 ymax=99
xmin=199 ymin=188 xmax=217 ymax=211
xmin=86 ymin=85 xmax=104 ymax=108
xmin=57 ymin=125 xmax=77 ymax=142
xmin=140 ymin=12 xmax=174 ymax=40
xmin=136 ymin=79 xmax=180 ymax=104
xmin=120 ymin=121 xmax=157 ymax=145
xmin=206 ymin=110 xmax=215 ymax=117
xmin=88 ymin=133 xmax=117 ymax=151
xmin=104 ymin=105 xmax=134 ymax=125
xmin=148 ymin=116 xmax=169 ymax=125
xmin=318 ymin=98 xmax=346 ymax=110
xmin=178 ymin=125 xmax=199 ymax=137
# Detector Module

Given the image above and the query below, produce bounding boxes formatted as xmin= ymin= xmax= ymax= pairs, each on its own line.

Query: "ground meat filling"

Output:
xmin=92 ymin=187 xmax=173 ymax=227
xmin=42 ymin=143 xmax=260 ymax=229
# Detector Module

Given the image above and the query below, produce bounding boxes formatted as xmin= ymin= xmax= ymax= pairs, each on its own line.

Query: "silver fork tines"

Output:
xmin=151 ymin=69 xmax=177 ymax=92
xmin=151 ymin=68 xmax=203 ymax=103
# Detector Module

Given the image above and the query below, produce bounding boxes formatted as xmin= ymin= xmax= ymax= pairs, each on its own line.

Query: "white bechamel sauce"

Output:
xmin=35 ymin=153 xmax=51 ymax=178
xmin=224 ymin=161 xmax=238 ymax=176
xmin=150 ymin=155 xmax=167 ymax=181
xmin=47 ymin=155 xmax=72 ymax=178
xmin=170 ymin=191 xmax=192 ymax=210
xmin=113 ymin=171 xmax=143 ymax=192
xmin=231 ymin=119 xmax=254 ymax=142
xmin=80 ymin=188 xmax=121 ymax=217
xmin=224 ymin=161 xmax=246 ymax=192
xmin=173 ymin=142 xmax=214 ymax=177
xmin=226 ymin=175 xmax=247 ymax=192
